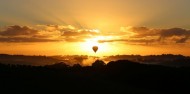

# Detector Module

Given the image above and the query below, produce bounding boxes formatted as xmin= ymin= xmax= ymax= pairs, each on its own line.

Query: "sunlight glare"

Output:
xmin=80 ymin=36 xmax=111 ymax=56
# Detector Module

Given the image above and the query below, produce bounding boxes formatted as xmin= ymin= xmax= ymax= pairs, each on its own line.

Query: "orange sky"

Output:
xmin=0 ymin=25 xmax=190 ymax=56
xmin=0 ymin=0 xmax=190 ymax=56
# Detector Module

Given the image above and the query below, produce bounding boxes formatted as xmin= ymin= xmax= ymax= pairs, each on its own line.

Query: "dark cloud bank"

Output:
xmin=0 ymin=25 xmax=189 ymax=44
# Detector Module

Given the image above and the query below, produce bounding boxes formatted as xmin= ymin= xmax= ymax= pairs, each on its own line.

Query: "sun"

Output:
xmin=80 ymin=36 xmax=111 ymax=56
xmin=82 ymin=38 xmax=100 ymax=52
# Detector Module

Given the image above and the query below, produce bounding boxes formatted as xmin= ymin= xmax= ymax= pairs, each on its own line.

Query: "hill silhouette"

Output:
xmin=1 ymin=54 xmax=190 ymax=67
xmin=0 ymin=59 xmax=190 ymax=94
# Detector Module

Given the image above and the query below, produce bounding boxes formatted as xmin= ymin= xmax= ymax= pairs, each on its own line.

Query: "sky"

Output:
xmin=0 ymin=0 xmax=190 ymax=56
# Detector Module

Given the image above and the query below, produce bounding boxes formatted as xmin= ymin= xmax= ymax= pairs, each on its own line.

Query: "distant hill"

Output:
xmin=0 ymin=54 xmax=61 ymax=66
xmin=104 ymin=54 xmax=190 ymax=67
xmin=0 ymin=54 xmax=93 ymax=66
xmin=0 ymin=54 xmax=190 ymax=67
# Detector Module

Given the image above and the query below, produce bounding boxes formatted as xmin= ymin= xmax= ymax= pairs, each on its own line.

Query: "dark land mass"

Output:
xmin=104 ymin=54 xmax=190 ymax=67
xmin=0 ymin=59 xmax=190 ymax=94
xmin=1 ymin=54 xmax=190 ymax=67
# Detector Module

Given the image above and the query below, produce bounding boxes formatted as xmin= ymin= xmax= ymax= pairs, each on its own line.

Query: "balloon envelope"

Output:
xmin=92 ymin=46 xmax=98 ymax=53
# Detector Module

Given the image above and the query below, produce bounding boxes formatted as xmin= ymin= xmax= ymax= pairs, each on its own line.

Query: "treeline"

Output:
xmin=104 ymin=54 xmax=190 ymax=67
xmin=1 ymin=54 xmax=190 ymax=67
xmin=0 ymin=60 xmax=190 ymax=94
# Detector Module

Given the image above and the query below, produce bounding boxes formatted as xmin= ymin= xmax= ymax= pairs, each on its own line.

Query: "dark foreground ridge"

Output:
xmin=0 ymin=60 xmax=190 ymax=94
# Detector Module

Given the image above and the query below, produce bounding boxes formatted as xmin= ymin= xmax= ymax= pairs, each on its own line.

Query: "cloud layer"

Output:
xmin=0 ymin=25 xmax=190 ymax=45
xmin=99 ymin=26 xmax=190 ymax=45
xmin=0 ymin=25 xmax=99 ymax=42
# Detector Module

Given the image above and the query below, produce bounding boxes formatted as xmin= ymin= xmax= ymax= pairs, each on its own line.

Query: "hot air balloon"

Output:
xmin=92 ymin=46 xmax=98 ymax=53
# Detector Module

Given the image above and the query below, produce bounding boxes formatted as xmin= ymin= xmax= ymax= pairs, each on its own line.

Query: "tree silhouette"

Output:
xmin=92 ymin=60 xmax=106 ymax=68
xmin=45 ymin=62 xmax=69 ymax=69
xmin=72 ymin=64 xmax=82 ymax=71
xmin=0 ymin=59 xmax=190 ymax=94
